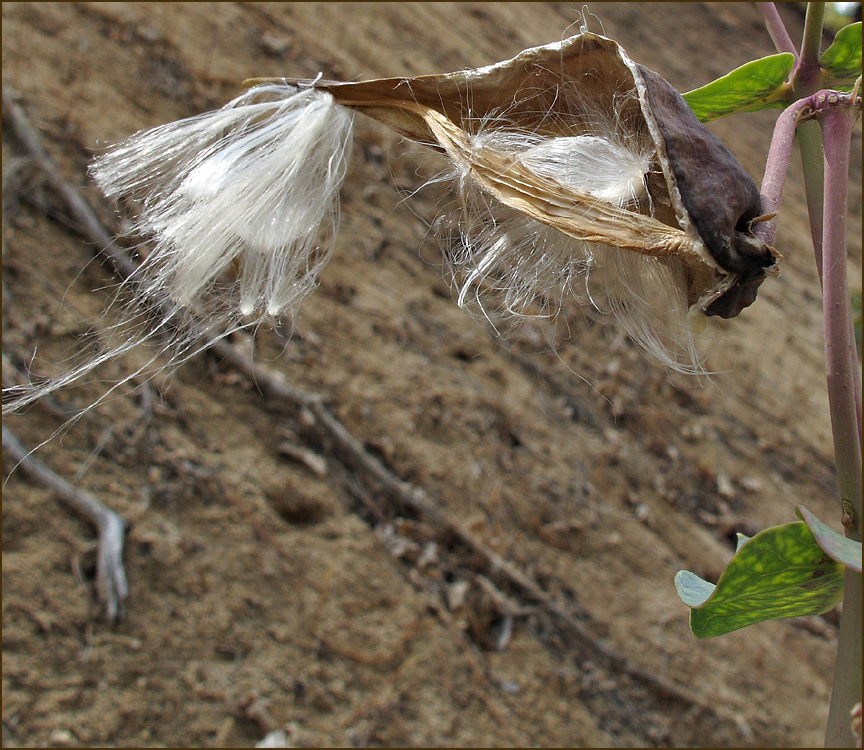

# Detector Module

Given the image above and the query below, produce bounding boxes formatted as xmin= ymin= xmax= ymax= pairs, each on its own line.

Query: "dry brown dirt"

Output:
xmin=2 ymin=3 xmax=861 ymax=747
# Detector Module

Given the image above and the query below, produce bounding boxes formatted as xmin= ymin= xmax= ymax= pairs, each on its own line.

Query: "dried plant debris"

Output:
xmin=5 ymin=32 xmax=781 ymax=416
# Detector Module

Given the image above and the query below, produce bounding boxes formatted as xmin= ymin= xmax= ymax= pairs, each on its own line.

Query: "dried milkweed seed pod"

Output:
xmin=265 ymin=31 xmax=780 ymax=369
xmin=4 ymin=30 xmax=782 ymax=416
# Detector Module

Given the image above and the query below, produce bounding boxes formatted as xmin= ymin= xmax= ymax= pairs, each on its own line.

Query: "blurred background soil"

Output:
xmin=2 ymin=3 xmax=861 ymax=747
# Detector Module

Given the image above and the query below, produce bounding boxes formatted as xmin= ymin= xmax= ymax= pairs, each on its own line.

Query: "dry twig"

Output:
xmin=2 ymin=426 xmax=128 ymax=620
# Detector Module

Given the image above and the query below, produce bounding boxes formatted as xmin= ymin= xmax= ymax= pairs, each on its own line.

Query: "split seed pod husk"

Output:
xmin=260 ymin=31 xmax=780 ymax=339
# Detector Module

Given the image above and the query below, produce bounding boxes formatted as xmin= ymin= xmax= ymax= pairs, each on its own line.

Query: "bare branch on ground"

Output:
xmin=2 ymin=426 xmax=128 ymax=621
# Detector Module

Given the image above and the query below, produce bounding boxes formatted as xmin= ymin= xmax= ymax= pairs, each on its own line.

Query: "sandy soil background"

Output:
xmin=2 ymin=2 xmax=862 ymax=747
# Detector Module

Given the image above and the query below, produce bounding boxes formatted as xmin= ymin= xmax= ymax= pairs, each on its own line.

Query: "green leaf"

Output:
xmin=820 ymin=22 xmax=862 ymax=84
xmin=683 ymin=53 xmax=795 ymax=122
xmin=675 ymin=521 xmax=844 ymax=638
xmin=797 ymin=505 xmax=862 ymax=573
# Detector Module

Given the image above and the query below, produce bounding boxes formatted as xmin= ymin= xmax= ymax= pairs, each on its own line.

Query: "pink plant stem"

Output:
xmin=757 ymin=90 xmax=862 ymax=451
xmin=820 ymin=96 xmax=862 ymax=750
xmin=819 ymin=101 xmax=862 ymax=528
xmin=754 ymin=101 xmax=807 ymax=247
xmin=757 ymin=3 xmax=799 ymax=58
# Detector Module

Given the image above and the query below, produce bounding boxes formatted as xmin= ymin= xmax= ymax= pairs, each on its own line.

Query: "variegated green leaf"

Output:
xmin=675 ymin=521 xmax=844 ymax=638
